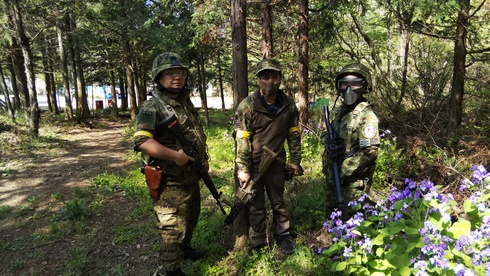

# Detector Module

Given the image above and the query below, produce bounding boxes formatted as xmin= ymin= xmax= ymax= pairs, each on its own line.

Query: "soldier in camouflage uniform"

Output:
xmin=133 ymin=52 xmax=207 ymax=276
xmin=322 ymin=63 xmax=380 ymax=219
xmin=234 ymin=59 xmax=302 ymax=255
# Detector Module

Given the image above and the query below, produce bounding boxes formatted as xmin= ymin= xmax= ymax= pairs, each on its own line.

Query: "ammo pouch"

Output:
xmin=144 ymin=165 xmax=164 ymax=200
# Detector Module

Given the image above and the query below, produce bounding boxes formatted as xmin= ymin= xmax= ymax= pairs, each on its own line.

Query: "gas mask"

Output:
xmin=337 ymin=76 xmax=367 ymax=106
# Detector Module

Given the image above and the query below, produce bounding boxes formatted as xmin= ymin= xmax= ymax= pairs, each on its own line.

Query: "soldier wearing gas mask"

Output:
xmin=322 ymin=63 xmax=380 ymax=219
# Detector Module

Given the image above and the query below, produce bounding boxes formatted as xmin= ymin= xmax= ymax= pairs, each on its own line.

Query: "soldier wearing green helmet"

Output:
xmin=133 ymin=52 xmax=207 ymax=276
xmin=234 ymin=58 xmax=302 ymax=255
xmin=322 ymin=62 xmax=380 ymax=219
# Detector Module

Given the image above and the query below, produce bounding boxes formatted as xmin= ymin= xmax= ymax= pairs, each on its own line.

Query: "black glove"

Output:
xmin=284 ymin=165 xmax=304 ymax=181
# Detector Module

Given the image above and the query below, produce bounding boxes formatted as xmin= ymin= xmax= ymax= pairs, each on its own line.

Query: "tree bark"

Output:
xmin=260 ymin=0 xmax=273 ymax=58
xmin=198 ymin=47 xmax=209 ymax=126
xmin=231 ymin=0 xmax=249 ymax=251
xmin=119 ymin=0 xmax=137 ymax=119
xmin=231 ymin=0 xmax=249 ymax=111
xmin=56 ymin=20 xmax=73 ymax=119
xmin=70 ymin=13 xmax=89 ymax=122
xmin=0 ymin=63 xmax=15 ymax=119
xmin=11 ymin=0 xmax=40 ymax=136
xmin=298 ymin=0 xmax=309 ymax=133
xmin=448 ymin=0 xmax=469 ymax=138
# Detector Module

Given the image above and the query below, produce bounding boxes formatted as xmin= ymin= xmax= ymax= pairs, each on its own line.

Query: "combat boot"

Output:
xmin=166 ymin=268 xmax=187 ymax=276
xmin=184 ymin=246 xmax=207 ymax=261
xmin=278 ymin=236 xmax=294 ymax=254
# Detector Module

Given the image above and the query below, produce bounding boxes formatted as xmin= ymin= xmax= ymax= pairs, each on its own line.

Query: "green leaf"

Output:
xmin=399 ymin=266 xmax=412 ymax=276
xmin=446 ymin=219 xmax=471 ymax=239
xmin=376 ymin=247 xmax=385 ymax=257
xmin=335 ymin=261 xmax=347 ymax=271
xmin=405 ymin=227 xmax=419 ymax=235
xmin=373 ymin=234 xmax=386 ymax=245
xmin=386 ymin=252 xmax=411 ymax=267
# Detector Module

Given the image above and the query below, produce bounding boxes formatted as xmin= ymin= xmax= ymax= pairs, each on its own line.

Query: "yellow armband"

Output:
xmin=236 ymin=130 xmax=251 ymax=139
xmin=133 ymin=131 xmax=154 ymax=139
xmin=289 ymin=126 xmax=299 ymax=133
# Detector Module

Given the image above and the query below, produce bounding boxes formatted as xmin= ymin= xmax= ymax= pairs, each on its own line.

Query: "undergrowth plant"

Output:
xmin=320 ymin=165 xmax=490 ymax=276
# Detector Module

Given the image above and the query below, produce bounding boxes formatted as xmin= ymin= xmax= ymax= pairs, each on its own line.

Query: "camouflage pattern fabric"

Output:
xmin=151 ymin=52 xmax=188 ymax=81
xmin=255 ymin=58 xmax=282 ymax=75
xmin=322 ymin=100 xmax=379 ymax=217
xmin=133 ymin=88 xmax=206 ymax=272
xmin=153 ymin=183 xmax=200 ymax=271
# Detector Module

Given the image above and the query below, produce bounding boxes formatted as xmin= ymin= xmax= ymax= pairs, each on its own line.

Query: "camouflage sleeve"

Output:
xmin=133 ymin=102 xmax=158 ymax=151
xmin=341 ymin=108 xmax=379 ymax=178
xmin=234 ymin=99 xmax=252 ymax=173
xmin=286 ymin=101 xmax=301 ymax=165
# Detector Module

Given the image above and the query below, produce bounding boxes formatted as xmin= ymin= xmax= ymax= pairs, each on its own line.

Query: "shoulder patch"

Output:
xmin=137 ymin=109 xmax=156 ymax=124
xmin=362 ymin=125 xmax=377 ymax=139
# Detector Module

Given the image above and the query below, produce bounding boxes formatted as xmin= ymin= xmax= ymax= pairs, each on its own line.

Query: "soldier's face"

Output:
xmin=257 ymin=70 xmax=281 ymax=97
xmin=159 ymin=69 xmax=187 ymax=90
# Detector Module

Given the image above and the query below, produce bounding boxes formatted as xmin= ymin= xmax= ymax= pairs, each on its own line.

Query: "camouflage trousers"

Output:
xmin=153 ymin=180 xmax=200 ymax=272
xmin=247 ymin=162 xmax=290 ymax=247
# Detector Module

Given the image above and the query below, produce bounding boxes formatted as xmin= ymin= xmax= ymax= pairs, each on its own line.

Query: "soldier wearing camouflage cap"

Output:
xmin=322 ymin=62 xmax=380 ymax=219
xmin=234 ymin=58 xmax=302 ymax=255
xmin=133 ymin=52 xmax=207 ymax=276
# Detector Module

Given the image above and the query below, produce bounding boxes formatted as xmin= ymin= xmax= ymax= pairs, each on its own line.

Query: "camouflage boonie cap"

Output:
xmin=151 ymin=52 xmax=188 ymax=81
xmin=255 ymin=58 xmax=282 ymax=76
xmin=335 ymin=63 xmax=372 ymax=91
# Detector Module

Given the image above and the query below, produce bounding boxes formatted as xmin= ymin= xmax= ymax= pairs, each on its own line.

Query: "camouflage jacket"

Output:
xmin=332 ymin=100 xmax=379 ymax=180
xmin=133 ymin=89 xmax=207 ymax=177
xmin=234 ymin=89 xmax=301 ymax=173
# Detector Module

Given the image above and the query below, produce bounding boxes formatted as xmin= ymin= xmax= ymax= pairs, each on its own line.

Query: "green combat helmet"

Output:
xmin=151 ymin=52 xmax=188 ymax=82
xmin=255 ymin=58 xmax=282 ymax=76
xmin=335 ymin=63 xmax=372 ymax=93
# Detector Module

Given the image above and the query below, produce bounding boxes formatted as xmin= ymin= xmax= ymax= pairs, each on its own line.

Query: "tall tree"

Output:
xmin=231 ymin=0 xmax=248 ymax=111
xmin=10 ymin=0 xmax=40 ymax=135
xmin=298 ymin=0 xmax=309 ymax=132
xmin=260 ymin=0 xmax=273 ymax=58
xmin=448 ymin=0 xmax=470 ymax=138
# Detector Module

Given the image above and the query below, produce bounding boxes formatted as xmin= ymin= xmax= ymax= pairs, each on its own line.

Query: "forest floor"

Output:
xmin=0 ymin=116 xmax=164 ymax=275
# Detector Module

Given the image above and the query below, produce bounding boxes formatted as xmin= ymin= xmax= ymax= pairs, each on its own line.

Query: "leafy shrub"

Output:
xmin=320 ymin=165 xmax=490 ymax=275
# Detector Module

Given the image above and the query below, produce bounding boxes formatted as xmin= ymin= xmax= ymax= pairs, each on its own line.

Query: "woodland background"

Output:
xmin=1 ymin=0 xmax=490 ymax=275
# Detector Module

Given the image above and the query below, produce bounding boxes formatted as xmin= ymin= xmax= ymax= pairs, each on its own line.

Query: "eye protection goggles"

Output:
xmin=163 ymin=69 xmax=188 ymax=79
xmin=337 ymin=77 xmax=366 ymax=90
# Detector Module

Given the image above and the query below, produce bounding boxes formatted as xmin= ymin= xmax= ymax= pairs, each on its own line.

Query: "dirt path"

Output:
xmin=0 ymin=118 xmax=134 ymax=208
xmin=0 ymin=118 xmax=165 ymax=275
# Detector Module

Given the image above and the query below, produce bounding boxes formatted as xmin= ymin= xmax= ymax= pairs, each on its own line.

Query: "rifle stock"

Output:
xmin=159 ymin=114 xmax=227 ymax=215
xmin=224 ymin=146 xmax=278 ymax=225
xmin=324 ymin=105 xmax=344 ymax=205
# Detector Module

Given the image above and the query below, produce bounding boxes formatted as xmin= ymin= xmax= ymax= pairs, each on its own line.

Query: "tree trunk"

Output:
xmin=7 ymin=51 xmax=21 ymax=110
xmin=9 ymin=38 xmax=27 ymax=109
xmin=217 ymin=50 xmax=225 ymax=111
xmin=448 ymin=0 xmax=469 ymax=138
xmin=298 ymin=0 xmax=309 ymax=133
xmin=231 ymin=0 xmax=249 ymax=251
xmin=57 ymin=20 xmax=73 ymax=119
xmin=11 ymin=0 xmax=40 ymax=136
xmin=260 ymin=0 xmax=273 ymax=58
xmin=0 ymin=63 xmax=15 ymax=120
xmin=231 ymin=0 xmax=249 ymax=111
xmin=70 ymin=13 xmax=89 ymax=122
xmin=199 ymin=47 xmax=209 ymax=126
xmin=119 ymin=0 xmax=137 ymax=118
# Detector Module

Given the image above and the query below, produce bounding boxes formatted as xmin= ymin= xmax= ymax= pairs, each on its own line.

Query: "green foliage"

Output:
xmin=373 ymin=130 xmax=406 ymax=188
xmin=115 ymin=224 xmax=153 ymax=244
xmin=321 ymin=166 xmax=490 ymax=275
xmin=61 ymin=199 xmax=92 ymax=220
